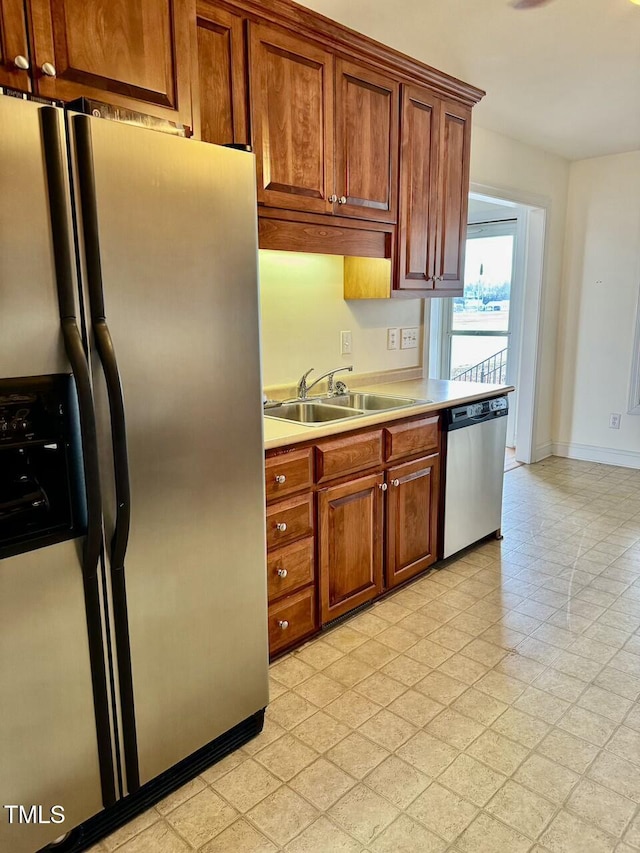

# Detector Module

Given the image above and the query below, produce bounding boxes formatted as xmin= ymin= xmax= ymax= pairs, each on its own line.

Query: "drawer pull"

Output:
xmin=277 ymin=568 xmax=288 ymax=578
xmin=275 ymin=474 xmax=286 ymax=484
xmin=378 ymin=482 xmax=388 ymax=491
xmin=278 ymin=620 xmax=289 ymax=630
xmin=276 ymin=522 xmax=287 ymax=532
xmin=391 ymin=478 xmax=400 ymax=487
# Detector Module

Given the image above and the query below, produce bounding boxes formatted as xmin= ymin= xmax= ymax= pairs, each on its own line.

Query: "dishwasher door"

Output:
xmin=443 ymin=416 xmax=508 ymax=559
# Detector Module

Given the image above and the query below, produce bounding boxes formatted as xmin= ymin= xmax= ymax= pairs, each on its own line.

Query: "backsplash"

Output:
xmin=259 ymin=251 xmax=425 ymax=387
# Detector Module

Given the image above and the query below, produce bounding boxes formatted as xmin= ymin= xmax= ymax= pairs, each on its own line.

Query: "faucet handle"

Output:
xmin=297 ymin=368 xmax=314 ymax=399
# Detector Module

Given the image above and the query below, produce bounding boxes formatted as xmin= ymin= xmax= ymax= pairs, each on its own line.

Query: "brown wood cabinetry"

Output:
xmin=0 ymin=0 xmax=31 ymax=89
xmin=2 ymin=0 xmax=194 ymax=125
xmin=265 ymin=409 xmax=444 ymax=653
xmin=334 ymin=59 xmax=399 ymax=223
xmin=195 ymin=1 xmax=247 ymax=144
xmin=395 ymin=85 xmax=471 ymax=296
xmin=249 ymin=22 xmax=335 ymax=215
xmin=386 ymin=453 xmax=439 ymax=588
xmin=433 ymin=98 xmax=472 ymax=291
xmin=318 ymin=471 xmax=384 ymax=623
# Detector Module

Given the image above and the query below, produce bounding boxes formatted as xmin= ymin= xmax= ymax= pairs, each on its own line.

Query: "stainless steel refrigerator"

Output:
xmin=0 ymin=92 xmax=269 ymax=853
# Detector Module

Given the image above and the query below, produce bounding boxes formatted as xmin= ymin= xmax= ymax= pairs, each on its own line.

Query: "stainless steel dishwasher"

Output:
xmin=443 ymin=396 xmax=509 ymax=559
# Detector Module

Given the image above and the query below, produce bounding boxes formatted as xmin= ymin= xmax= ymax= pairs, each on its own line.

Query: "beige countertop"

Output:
xmin=263 ymin=378 xmax=514 ymax=450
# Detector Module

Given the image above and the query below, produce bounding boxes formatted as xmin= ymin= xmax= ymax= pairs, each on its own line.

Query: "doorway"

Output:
xmin=430 ymin=189 xmax=548 ymax=465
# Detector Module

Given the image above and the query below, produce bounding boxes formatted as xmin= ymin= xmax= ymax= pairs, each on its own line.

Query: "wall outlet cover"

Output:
xmin=400 ymin=327 xmax=419 ymax=349
xmin=609 ymin=413 xmax=621 ymax=429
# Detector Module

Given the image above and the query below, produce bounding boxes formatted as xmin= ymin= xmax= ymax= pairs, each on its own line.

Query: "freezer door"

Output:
xmin=0 ymin=96 xmax=107 ymax=853
xmin=71 ymin=116 xmax=269 ymax=788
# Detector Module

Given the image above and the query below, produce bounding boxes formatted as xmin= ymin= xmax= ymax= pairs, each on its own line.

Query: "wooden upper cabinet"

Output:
xmin=249 ymin=23 xmax=334 ymax=214
xmin=319 ymin=471 xmax=383 ymax=624
xmin=28 ymin=0 xmax=194 ymax=126
xmin=433 ymin=98 xmax=471 ymax=291
xmin=396 ymin=83 xmax=439 ymax=293
xmin=386 ymin=453 xmax=439 ymax=588
xmin=0 ymin=0 xmax=31 ymax=89
xmin=194 ymin=1 xmax=247 ymax=145
xmin=334 ymin=59 xmax=398 ymax=223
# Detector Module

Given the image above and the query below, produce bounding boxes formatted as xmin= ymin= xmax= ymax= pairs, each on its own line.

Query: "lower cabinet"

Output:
xmin=318 ymin=471 xmax=384 ymax=623
xmin=268 ymin=586 xmax=317 ymax=655
xmin=386 ymin=453 xmax=440 ymax=588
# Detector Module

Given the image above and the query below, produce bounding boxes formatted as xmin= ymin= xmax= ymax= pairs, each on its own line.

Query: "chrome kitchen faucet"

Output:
xmin=296 ymin=365 xmax=353 ymax=399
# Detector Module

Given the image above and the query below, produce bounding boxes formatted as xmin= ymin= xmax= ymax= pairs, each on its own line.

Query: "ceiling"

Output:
xmin=298 ymin=0 xmax=640 ymax=161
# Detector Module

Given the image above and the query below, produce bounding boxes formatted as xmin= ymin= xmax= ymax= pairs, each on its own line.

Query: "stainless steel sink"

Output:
xmin=265 ymin=401 xmax=364 ymax=424
xmin=318 ymin=392 xmax=424 ymax=411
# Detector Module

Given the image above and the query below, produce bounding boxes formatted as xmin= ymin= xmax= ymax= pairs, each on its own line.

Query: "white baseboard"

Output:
xmin=552 ymin=441 xmax=640 ymax=470
xmin=532 ymin=442 xmax=553 ymax=462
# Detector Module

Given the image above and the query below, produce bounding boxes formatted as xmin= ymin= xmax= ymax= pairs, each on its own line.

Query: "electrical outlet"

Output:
xmin=340 ymin=330 xmax=352 ymax=356
xmin=400 ymin=327 xmax=419 ymax=349
xmin=387 ymin=328 xmax=399 ymax=350
xmin=609 ymin=413 xmax=621 ymax=429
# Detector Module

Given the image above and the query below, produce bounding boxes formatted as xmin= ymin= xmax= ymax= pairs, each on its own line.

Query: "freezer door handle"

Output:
xmin=40 ymin=108 xmax=102 ymax=580
xmin=39 ymin=106 xmax=117 ymax=807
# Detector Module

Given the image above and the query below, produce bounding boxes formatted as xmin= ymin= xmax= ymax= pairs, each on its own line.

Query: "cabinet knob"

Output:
xmin=329 ymin=194 xmax=338 ymax=203
xmin=14 ymin=55 xmax=30 ymax=71
xmin=278 ymin=620 xmax=289 ymax=630
xmin=276 ymin=522 xmax=287 ymax=532
xmin=274 ymin=474 xmax=286 ymax=484
xmin=41 ymin=62 xmax=57 ymax=77
xmin=338 ymin=196 xmax=347 ymax=204
xmin=434 ymin=275 xmax=443 ymax=282
xmin=379 ymin=482 xmax=388 ymax=491
xmin=277 ymin=568 xmax=288 ymax=578
xmin=391 ymin=478 xmax=400 ymax=487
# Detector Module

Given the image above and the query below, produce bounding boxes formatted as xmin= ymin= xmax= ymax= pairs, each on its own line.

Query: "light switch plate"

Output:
xmin=387 ymin=328 xmax=399 ymax=350
xmin=341 ymin=330 xmax=352 ymax=356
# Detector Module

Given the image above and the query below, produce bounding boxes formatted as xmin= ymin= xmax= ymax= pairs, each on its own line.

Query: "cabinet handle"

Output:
xmin=434 ymin=275 xmax=443 ymax=282
xmin=329 ymin=194 xmax=338 ymax=203
xmin=277 ymin=568 xmax=288 ymax=578
xmin=274 ymin=474 xmax=286 ymax=484
xmin=41 ymin=62 xmax=57 ymax=77
xmin=391 ymin=478 xmax=400 ymax=487
xmin=278 ymin=620 xmax=289 ymax=630
xmin=338 ymin=196 xmax=347 ymax=204
xmin=275 ymin=522 xmax=287 ymax=532
xmin=14 ymin=55 xmax=30 ymax=71
xmin=378 ymin=482 xmax=388 ymax=491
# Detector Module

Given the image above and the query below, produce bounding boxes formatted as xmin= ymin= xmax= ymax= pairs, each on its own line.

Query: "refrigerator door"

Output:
xmin=0 ymin=96 xmax=108 ymax=853
xmin=71 ymin=115 xmax=269 ymax=788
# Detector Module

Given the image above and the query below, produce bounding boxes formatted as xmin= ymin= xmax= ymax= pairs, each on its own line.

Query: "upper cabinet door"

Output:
xmin=334 ymin=59 xmax=399 ymax=223
xmin=249 ymin=23 xmax=334 ymax=214
xmin=396 ymin=84 xmax=439 ymax=293
xmin=0 ymin=0 xmax=31 ymax=90
xmin=194 ymin=1 xmax=248 ymax=145
xmin=28 ymin=0 xmax=194 ymax=126
xmin=433 ymin=98 xmax=471 ymax=291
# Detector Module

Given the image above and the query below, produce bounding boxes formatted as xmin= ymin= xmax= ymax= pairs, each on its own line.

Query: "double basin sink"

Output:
xmin=265 ymin=392 xmax=430 ymax=425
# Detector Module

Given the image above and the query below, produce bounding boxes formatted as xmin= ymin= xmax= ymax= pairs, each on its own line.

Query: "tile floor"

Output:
xmin=93 ymin=456 xmax=640 ymax=852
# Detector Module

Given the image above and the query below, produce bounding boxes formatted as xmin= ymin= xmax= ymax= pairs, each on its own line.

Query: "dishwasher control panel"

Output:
xmin=447 ymin=396 xmax=509 ymax=431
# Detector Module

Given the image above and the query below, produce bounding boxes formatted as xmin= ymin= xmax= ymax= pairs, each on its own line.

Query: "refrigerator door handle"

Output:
xmin=72 ymin=113 xmax=140 ymax=793
xmin=39 ymin=105 xmax=117 ymax=807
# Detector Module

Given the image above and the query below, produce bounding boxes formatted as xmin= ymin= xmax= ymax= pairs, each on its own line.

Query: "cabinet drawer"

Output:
xmin=265 ymin=447 xmax=313 ymax=502
xmin=267 ymin=537 xmax=315 ymax=601
xmin=268 ymin=586 xmax=317 ymax=655
xmin=316 ymin=430 xmax=383 ymax=483
xmin=385 ymin=416 xmax=439 ymax=462
xmin=266 ymin=493 xmax=314 ymax=550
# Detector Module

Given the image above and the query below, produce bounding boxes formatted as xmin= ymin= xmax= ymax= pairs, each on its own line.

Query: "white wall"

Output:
xmin=469 ymin=125 xmax=570 ymax=457
xmin=553 ymin=151 xmax=640 ymax=465
xmin=259 ymin=251 xmax=424 ymax=387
